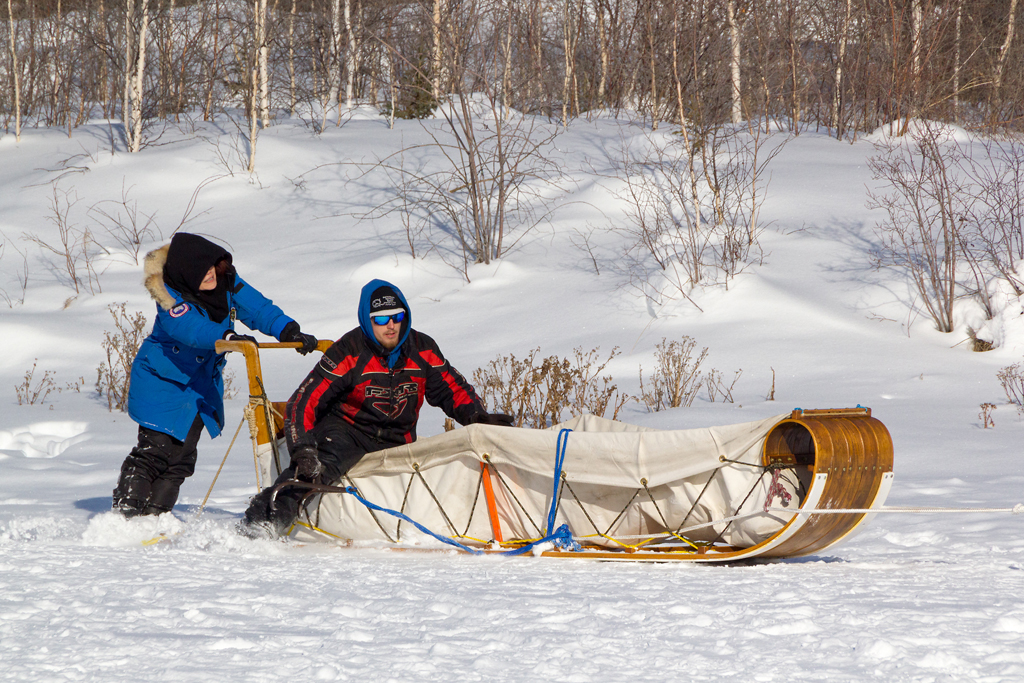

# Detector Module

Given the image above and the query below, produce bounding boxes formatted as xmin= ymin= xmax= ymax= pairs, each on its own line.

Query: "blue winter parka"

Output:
xmin=127 ymin=244 xmax=294 ymax=440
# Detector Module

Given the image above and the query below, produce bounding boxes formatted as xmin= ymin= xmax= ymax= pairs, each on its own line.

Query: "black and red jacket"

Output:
xmin=285 ymin=327 xmax=486 ymax=451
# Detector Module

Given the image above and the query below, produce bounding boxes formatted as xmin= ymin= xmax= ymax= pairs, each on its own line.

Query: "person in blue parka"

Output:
xmin=113 ymin=232 xmax=318 ymax=517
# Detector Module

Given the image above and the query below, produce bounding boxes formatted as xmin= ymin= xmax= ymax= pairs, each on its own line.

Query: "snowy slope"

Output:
xmin=2 ymin=113 xmax=1023 ymax=682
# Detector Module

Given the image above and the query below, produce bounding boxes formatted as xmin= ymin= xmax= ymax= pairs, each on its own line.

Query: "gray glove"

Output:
xmin=281 ymin=322 xmax=318 ymax=355
xmin=292 ymin=447 xmax=323 ymax=482
xmin=223 ymin=331 xmax=257 ymax=344
xmin=469 ymin=412 xmax=515 ymax=427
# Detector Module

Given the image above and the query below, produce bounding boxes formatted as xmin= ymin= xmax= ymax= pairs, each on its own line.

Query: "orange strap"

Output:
xmin=480 ymin=461 xmax=503 ymax=544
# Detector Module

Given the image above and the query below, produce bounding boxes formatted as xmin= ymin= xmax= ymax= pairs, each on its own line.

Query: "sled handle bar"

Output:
xmin=215 ymin=339 xmax=333 ymax=354
xmin=213 ymin=339 xmax=332 ymax=449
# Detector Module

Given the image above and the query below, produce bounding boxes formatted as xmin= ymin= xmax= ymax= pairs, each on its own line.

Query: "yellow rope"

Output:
xmin=244 ymin=403 xmax=261 ymax=491
xmin=575 ymin=532 xmax=664 ymax=550
xmin=294 ymin=519 xmax=509 ymax=549
xmin=195 ymin=415 xmax=247 ymax=518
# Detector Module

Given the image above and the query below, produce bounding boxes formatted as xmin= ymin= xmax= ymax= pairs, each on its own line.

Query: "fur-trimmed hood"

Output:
xmin=143 ymin=244 xmax=177 ymax=312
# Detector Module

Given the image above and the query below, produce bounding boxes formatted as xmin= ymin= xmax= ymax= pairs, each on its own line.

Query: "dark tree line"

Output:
xmin=2 ymin=0 xmax=1022 ymax=142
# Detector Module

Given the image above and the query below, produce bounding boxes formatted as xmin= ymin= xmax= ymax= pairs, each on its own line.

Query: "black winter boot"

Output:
xmin=112 ymin=467 xmax=152 ymax=517
xmin=238 ymin=486 xmax=300 ymax=538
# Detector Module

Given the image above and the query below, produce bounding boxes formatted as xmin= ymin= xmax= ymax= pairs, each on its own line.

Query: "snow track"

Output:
xmin=0 ymin=422 xmax=90 ymax=459
xmin=2 ymin=521 xmax=1023 ymax=682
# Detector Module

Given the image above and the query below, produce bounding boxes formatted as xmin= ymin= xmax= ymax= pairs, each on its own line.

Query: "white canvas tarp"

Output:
xmin=258 ymin=413 xmax=804 ymax=549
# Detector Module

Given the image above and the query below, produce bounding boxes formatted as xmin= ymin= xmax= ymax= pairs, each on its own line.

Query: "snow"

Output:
xmin=2 ymin=113 xmax=1024 ymax=681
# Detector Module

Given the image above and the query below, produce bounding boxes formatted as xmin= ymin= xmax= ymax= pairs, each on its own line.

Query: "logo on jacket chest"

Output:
xmin=365 ymin=382 xmax=419 ymax=419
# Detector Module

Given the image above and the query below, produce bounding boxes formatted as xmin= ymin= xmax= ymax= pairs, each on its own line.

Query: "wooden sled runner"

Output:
xmin=219 ymin=340 xmax=894 ymax=562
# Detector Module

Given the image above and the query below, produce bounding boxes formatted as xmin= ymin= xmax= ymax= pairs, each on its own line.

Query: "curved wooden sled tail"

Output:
xmin=219 ymin=340 xmax=895 ymax=563
xmin=541 ymin=408 xmax=894 ymax=562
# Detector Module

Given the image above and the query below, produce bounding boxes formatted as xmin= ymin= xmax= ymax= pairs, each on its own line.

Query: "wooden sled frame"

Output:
xmin=217 ymin=340 xmax=895 ymax=562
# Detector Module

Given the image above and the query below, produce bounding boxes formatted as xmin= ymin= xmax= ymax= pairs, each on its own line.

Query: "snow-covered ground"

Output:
xmin=2 ymin=111 xmax=1023 ymax=681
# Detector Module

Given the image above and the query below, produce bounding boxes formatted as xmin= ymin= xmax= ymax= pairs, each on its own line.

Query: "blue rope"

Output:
xmin=333 ymin=429 xmax=582 ymax=555
xmin=341 ymin=487 xmax=581 ymax=555
xmin=503 ymin=523 xmax=581 ymax=555
xmin=547 ymin=428 xmax=573 ymax=536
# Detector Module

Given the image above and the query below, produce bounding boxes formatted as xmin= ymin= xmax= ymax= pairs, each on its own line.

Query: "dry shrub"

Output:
xmin=638 ymin=337 xmax=709 ymax=411
xmin=638 ymin=336 xmax=741 ymax=412
xmin=473 ymin=346 xmax=631 ymax=428
xmin=15 ymin=360 xmax=57 ymax=405
xmin=979 ymin=402 xmax=996 ymax=429
xmin=96 ymin=302 xmax=148 ymax=412
xmin=705 ymin=368 xmax=743 ymax=404
xmin=997 ymin=363 xmax=1024 ymax=415
xmin=223 ymin=369 xmax=239 ymax=400
xmin=967 ymin=327 xmax=993 ymax=352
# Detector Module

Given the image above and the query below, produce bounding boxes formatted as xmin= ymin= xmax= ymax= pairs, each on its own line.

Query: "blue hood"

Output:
xmin=358 ymin=279 xmax=411 ymax=369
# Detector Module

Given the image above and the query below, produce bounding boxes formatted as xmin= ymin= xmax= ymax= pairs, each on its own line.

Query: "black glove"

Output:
xmin=281 ymin=321 xmax=319 ymax=355
xmin=470 ymin=412 xmax=515 ymax=427
xmin=223 ymin=330 xmax=257 ymax=344
xmin=292 ymin=447 xmax=323 ymax=482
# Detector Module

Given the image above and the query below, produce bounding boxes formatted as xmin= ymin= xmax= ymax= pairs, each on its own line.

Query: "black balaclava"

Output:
xmin=163 ymin=233 xmax=235 ymax=323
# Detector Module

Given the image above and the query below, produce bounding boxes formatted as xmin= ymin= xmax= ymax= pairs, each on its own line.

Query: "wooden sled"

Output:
xmin=218 ymin=340 xmax=894 ymax=562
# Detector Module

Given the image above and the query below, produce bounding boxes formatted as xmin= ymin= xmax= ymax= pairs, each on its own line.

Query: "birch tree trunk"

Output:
xmin=156 ymin=0 xmax=166 ymax=119
xmin=50 ymin=0 xmax=62 ymax=125
xmin=256 ymin=0 xmax=270 ymax=128
xmin=431 ymin=0 xmax=442 ymax=99
xmin=344 ymin=0 xmax=355 ymax=111
xmin=288 ymin=0 xmax=296 ymax=115
xmin=327 ymin=0 xmax=342 ymax=115
xmin=98 ymin=0 xmax=112 ymax=119
xmin=786 ymin=1 xmax=799 ymax=131
xmin=203 ymin=0 xmax=220 ymax=121
xmin=672 ymin=3 xmax=683 ymax=127
xmin=596 ymin=0 xmax=608 ymax=106
xmin=124 ymin=0 xmax=149 ymax=153
xmin=953 ymin=0 xmax=961 ymax=114
xmin=728 ymin=0 xmax=742 ymax=124
xmin=248 ymin=0 xmax=269 ymax=170
xmin=993 ymin=0 xmax=1019 ymax=95
xmin=647 ymin=0 xmax=658 ymax=130
xmin=123 ymin=0 xmax=132 ymax=136
xmin=561 ymin=0 xmax=575 ymax=126
xmin=170 ymin=0 xmax=185 ymax=120
xmin=248 ymin=57 xmax=258 ymax=172
xmin=128 ymin=8 xmax=149 ymax=152
xmin=7 ymin=0 xmax=20 ymax=141
xmin=831 ymin=0 xmax=852 ymax=135
xmin=911 ymin=0 xmax=922 ymax=116
xmin=530 ymin=0 xmax=544 ymax=108
xmin=385 ymin=28 xmax=396 ymax=128
xmin=501 ymin=1 xmax=513 ymax=114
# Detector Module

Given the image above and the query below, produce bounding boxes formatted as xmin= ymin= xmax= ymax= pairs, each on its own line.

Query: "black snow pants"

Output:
xmin=243 ymin=415 xmax=393 ymax=533
xmin=112 ymin=415 xmax=204 ymax=516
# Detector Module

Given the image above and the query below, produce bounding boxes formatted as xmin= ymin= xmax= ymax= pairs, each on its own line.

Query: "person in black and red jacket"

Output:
xmin=241 ymin=278 xmax=513 ymax=536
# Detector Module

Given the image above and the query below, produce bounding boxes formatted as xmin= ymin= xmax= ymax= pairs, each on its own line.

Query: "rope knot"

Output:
xmin=550 ymin=523 xmax=582 ymax=552
xmin=764 ymin=468 xmax=792 ymax=512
